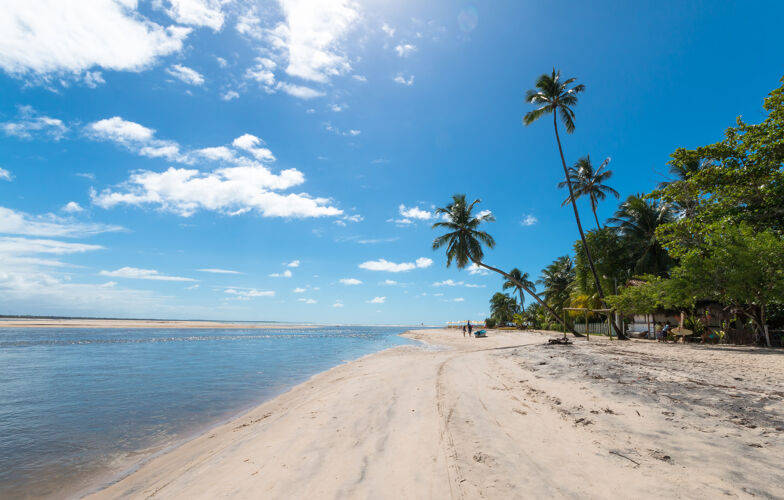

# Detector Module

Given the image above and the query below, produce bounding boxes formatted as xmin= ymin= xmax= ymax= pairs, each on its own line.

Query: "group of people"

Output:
xmin=461 ymin=321 xmax=473 ymax=337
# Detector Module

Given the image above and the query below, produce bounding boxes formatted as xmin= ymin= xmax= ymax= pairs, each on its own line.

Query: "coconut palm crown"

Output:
xmin=523 ymin=68 xmax=585 ymax=133
xmin=558 ymin=155 xmax=620 ymax=229
xmin=431 ymin=194 xmax=495 ymax=268
xmin=503 ymin=268 xmax=535 ymax=307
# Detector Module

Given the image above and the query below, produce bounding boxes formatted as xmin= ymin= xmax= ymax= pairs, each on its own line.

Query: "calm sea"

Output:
xmin=0 ymin=325 xmax=416 ymax=499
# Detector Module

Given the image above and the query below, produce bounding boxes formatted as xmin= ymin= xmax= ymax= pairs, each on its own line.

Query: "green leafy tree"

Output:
xmin=431 ymin=194 xmax=581 ymax=335
xmin=573 ymin=227 xmax=637 ymax=299
xmin=654 ymin=76 xmax=784 ymax=242
xmin=503 ymin=268 xmax=535 ymax=308
xmin=558 ymin=155 xmax=619 ymax=229
xmin=668 ymin=223 xmax=784 ymax=346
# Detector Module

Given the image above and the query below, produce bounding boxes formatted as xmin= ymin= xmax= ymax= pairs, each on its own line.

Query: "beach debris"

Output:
xmin=548 ymin=337 xmax=573 ymax=345
xmin=610 ymin=450 xmax=640 ymax=467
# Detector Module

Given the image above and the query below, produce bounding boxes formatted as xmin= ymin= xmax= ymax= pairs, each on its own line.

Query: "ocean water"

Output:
xmin=0 ymin=325 xmax=416 ymax=499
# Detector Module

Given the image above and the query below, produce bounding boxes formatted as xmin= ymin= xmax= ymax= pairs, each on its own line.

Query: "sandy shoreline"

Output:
xmin=80 ymin=328 xmax=783 ymax=499
xmin=0 ymin=318 xmax=313 ymax=329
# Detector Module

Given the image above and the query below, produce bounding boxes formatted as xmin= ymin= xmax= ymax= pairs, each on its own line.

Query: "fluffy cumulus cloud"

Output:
xmin=0 ymin=168 xmax=13 ymax=181
xmin=62 ymin=202 xmax=84 ymax=213
xmin=2 ymin=106 xmax=68 ymax=140
xmin=520 ymin=214 xmax=538 ymax=226
xmin=367 ymin=296 xmax=385 ymax=304
xmin=398 ymin=204 xmax=433 ymax=220
xmin=358 ymin=257 xmax=432 ymax=272
xmin=162 ymin=0 xmax=226 ymax=31
xmin=339 ymin=278 xmax=362 ymax=285
xmin=284 ymin=259 xmax=300 ymax=268
xmin=100 ymin=267 xmax=196 ymax=282
xmin=0 ymin=0 xmax=190 ymax=81
xmin=232 ymin=134 xmax=276 ymax=162
xmin=269 ymin=0 xmax=360 ymax=84
xmin=276 ymin=82 xmax=325 ymax=99
xmin=166 ymin=64 xmax=205 ymax=85
xmin=433 ymin=279 xmax=485 ymax=288
xmin=86 ymin=117 xmax=342 ymax=219
xmin=467 ymin=263 xmax=488 ymax=276
xmin=269 ymin=269 xmax=293 ymax=278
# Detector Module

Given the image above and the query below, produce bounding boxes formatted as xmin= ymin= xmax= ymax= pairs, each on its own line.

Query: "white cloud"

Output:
xmin=382 ymin=279 xmax=397 ymax=285
xmin=185 ymin=283 xmax=199 ymax=290
xmin=163 ymin=0 xmax=226 ymax=31
xmin=225 ymin=288 xmax=275 ymax=299
xmin=324 ymin=122 xmax=360 ymax=137
xmin=339 ymin=278 xmax=362 ymax=285
xmin=356 ymin=237 xmax=399 ymax=244
xmin=0 ymin=206 xmax=122 ymax=237
xmin=100 ymin=267 xmax=196 ymax=282
xmin=521 ymin=214 xmax=538 ymax=226
xmin=269 ymin=269 xmax=293 ymax=278
xmin=367 ymin=296 xmax=386 ymax=304
xmin=332 ymin=301 xmax=344 ymax=308
xmin=221 ymin=90 xmax=240 ymax=101
xmin=276 ymin=81 xmax=326 ymax=99
xmin=395 ymin=44 xmax=417 ymax=57
xmin=245 ymin=57 xmax=277 ymax=91
xmin=467 ymin=263 xmax=488 ymax=276
xmin=166 ymin=64 xmax=205 ymax=85
xmin=198 ymin=146 xmax=235 ymax=161
xmin=0 ymin=236 xmax=102 ymax=258
xmin=0 ymin=1 xmax=190 ymax=80
xmin=0 ymin=168 xmax=13 ymax=181
xmin=91 ymin=163 xmax=340 ymax=218
xmin=102 ymin=281 xmax=118 ymax=288
xmin=329 ymin=104 xmax=344 ymax=112
xmin=398 ymin=204 xmax=433 ymax=220
xmin=285 ymin=259 xmax=300 ymax=268
xmin=351 ymin=74 xmax=367 ymax=82
xmin=269 ymin=0 xmax=360 ymax=83
xmin=2 ymin=106 xmax=67 ymax=140
xmin=359 ymin=257 xmax=432 ymax=273
xmin=62 ymin=202 xmax=84 ymax=213
xmin=89 ymin=116 xmax=155 ymax=142
xmin=232 ymin=134 xmax=276 ymax=162
xmin=197 ymin=268 xmax=242 ymax=274
xmin=216 ymin=56 xmax=228 ymax=68
xmin=393 ymin=73 xmax=414 ymax=86
xmin=298 ymin=297 xmax=317 ymax=304
xmin=415 ymin=257 xmax=433 ymax=268
xmin=381 ymin=23 xmax=395 ymax=37
xmin=293 ymin=287 xmax=306 ymax=293
xmin=433 ymin=279 xmax=462 ymax=287
xmin=453 ymin=297 xmax=465 ymax=302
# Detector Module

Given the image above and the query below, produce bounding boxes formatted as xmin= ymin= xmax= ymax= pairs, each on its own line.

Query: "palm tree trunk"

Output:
xmin=474 ymin=260 xmax=584 ymax=337
xmin=591 ymin=200 xmax=602 ymax=229
xmin=552 ymin=113 xmax=627 ymax=340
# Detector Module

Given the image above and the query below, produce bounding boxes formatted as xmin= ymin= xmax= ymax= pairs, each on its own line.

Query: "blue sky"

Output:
xmin=1 ymin=0 xmax=782 ymax=324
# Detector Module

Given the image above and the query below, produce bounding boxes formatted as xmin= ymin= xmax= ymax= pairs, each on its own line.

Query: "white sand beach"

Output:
xmin=84 ymin=329 xmax=784 ymax=499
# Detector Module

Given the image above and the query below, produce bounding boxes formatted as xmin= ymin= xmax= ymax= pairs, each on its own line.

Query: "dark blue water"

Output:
xmin=0 ymin=326 xmax=415 ymax=499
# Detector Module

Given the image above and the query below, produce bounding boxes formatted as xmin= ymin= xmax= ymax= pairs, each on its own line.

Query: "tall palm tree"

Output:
xmin=608 ymin=194 xmax=675 ymax=276
xmin=490 ymin=292 xmax=519 ymax=326
xmin=558 ymin=155 xmax=619 ymax=229
xmin=432 ymin=194 xmax=581 ymax=336
xmin=503 ymin=268 xmax=535 ymax=308
xmin=537 ymin=255 xmax=575 ymax=316
xmin=524 ymin=69 xmax=626 ymax=339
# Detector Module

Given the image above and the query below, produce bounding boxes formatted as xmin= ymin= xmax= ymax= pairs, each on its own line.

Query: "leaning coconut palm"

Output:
xmin=558 ymin=155 xmax=619 ymax=229
xmin=608 ymin=194 xmax=675 ymax=276
xmin=537 ymin=255 xmax=575 ymax=316
xmin=490 ymin=292 xmax=519 ymax=326
xmin=432 ymin=194 xmax=581 ymax=336
xmin=524 ymin=69 xmax=626 ymax=339
xmin=503 ymin=268 xmax=535 ymax=308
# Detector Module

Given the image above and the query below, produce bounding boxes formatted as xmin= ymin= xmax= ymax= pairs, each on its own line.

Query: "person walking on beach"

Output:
xmin=467 ymin=320 xmax=473 ymax=337
xmin=659 ymin=321 xmax=670 ymax=342
xmin=462 ymin=324 xmax=467 ymax=337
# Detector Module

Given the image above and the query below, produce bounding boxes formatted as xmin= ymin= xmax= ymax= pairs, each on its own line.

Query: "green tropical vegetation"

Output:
xmin=433 ymin=73 xmax=784 ymax=346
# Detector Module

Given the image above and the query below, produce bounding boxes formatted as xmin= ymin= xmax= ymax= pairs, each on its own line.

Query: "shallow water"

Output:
xmin=0 ymin=326 xmax=415 ymax=499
